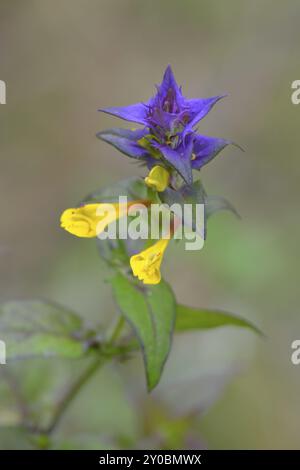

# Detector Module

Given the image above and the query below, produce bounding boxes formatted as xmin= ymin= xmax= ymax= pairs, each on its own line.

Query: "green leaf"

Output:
xmin=162 ymin=180 xmax=240 ymax=238
xmin=160 ymin=187 xmax=185 ymax=207
xmin=176 ymin=181 xmax=239 ymax=237
xmin=175 ymin=304 xmax=261 ymax=335
xmin=205 ymin=195 xmax=240 ymax=219
xmin=0 ymin=301 xmax=89 ymax=360
xmin=111 ymin=274 xmax=176 ymax=391
xmin=180 ymin=179 xmax=207 ymax=205
xmin=81 ymin=177 xmax=154 ymax=204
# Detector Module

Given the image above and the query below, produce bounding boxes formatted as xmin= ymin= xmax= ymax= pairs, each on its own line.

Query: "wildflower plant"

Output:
xmin=58 ymin=65 xmax=258 ymax=389
xmin=0 ymin=67 xmax=259 ymax=444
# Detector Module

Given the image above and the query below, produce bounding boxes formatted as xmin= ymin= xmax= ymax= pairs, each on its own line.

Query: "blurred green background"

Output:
xmin=0 ymin=0 xmax=300 ymax=449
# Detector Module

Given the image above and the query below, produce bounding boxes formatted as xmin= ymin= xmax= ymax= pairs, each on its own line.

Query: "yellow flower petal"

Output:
xmin=145 ymin=165 xmax=170 ymax=192
xmin=60 ymin=202 xmax=140 ymax=238
xmin=60 ymin=205 xmax=100 ymax=238
xmin=130 ymin=238 xmax=170 ymax=285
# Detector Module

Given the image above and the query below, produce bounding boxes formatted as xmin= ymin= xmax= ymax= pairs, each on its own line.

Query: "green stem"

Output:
xmin=107 ymin=315 xmax=125 ymax=345
xmin=37 ymin=315 xmax=125 ymax=436
xmin=46 ymin=355 xmax=105 ymax=434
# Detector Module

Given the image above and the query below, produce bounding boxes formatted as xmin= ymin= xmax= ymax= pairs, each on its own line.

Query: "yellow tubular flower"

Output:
xmin=145 ymin=165 xmax=170 ymax=192
xmin=60 ymin=201 xmax=145 ymax=238
xmin=130 ymin=238 xmax=170 ymax=285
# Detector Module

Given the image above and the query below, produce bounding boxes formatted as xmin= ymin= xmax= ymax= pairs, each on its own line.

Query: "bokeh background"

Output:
xmin=0 ymin=0 xmax=300 ymax=449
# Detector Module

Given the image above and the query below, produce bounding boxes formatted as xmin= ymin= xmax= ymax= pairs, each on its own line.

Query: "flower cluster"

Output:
xmin=60 ymin=66 xmax=233 ymax=284
xmin=97 ymin=65 xmax=231 ymax=186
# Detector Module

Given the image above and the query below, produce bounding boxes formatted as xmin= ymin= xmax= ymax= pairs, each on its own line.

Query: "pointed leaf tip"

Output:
xmin=175 ymin=304 xmax=263 ymax=336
